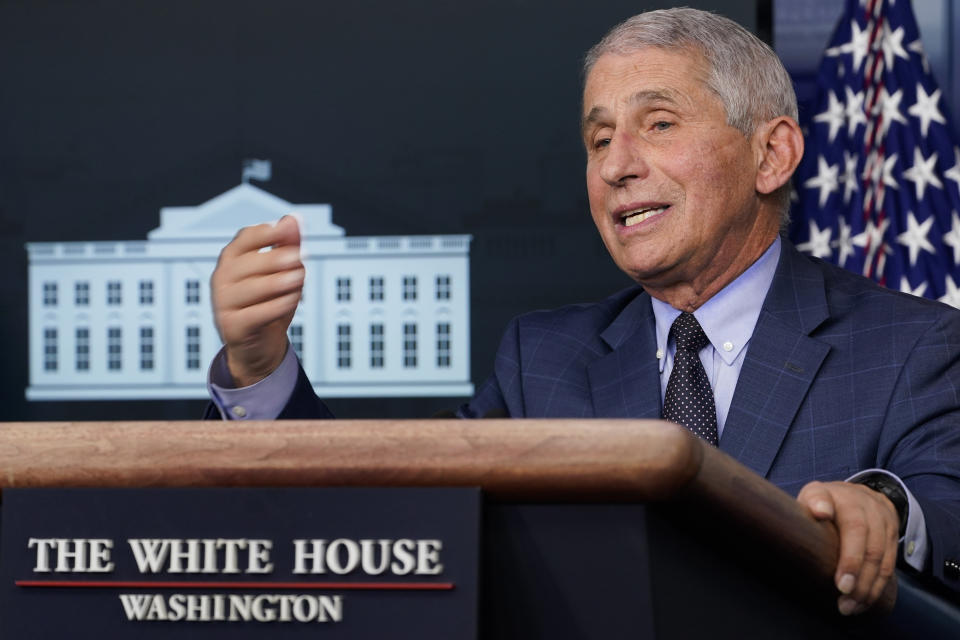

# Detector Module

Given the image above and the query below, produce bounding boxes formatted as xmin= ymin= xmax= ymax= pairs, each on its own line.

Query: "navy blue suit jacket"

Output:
xmin=266 ymin=240 xmax=960 ymax=590
xmin=459 ymin=241 xmax=960 ymax=589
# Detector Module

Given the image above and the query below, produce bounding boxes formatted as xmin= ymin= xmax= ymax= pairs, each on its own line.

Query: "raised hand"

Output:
xmin=211 ymin=215 xmax=304 ymax=387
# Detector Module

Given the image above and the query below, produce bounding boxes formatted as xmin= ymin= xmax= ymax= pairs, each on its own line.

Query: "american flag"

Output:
xmin=791 ymin=0 xmax=960 ymax=307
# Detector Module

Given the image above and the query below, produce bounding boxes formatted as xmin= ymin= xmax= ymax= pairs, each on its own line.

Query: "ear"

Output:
xmin=754 ymin=116 xmax=804 ymax=196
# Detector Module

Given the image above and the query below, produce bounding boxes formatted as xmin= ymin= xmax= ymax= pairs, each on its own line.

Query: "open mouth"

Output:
xmin=620 ymin=205 xmax=669 ymax=227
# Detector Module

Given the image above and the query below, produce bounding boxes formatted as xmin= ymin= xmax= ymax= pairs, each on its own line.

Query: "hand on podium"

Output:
xmin=211 ymin=215 xmax=304 ymax=388
xmin=798 ymin=480 xmax=900 ymax=616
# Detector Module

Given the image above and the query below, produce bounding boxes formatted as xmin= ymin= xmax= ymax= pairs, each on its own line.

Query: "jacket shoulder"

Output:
xmin=515 ymin=285 xmax=645 ymax=335
xmin=810 ymin=256 xmax=960 ymax=324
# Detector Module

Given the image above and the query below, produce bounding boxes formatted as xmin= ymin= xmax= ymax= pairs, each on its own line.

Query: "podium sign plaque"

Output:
xmin=0 ymin=487 xmax=480 ymax=639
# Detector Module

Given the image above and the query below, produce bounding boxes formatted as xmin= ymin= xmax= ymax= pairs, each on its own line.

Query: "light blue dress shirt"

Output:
xmin=651 ymin=236 xmax=781 ymax=437
xmin=208 ymin=343 xmax=300 ymax=421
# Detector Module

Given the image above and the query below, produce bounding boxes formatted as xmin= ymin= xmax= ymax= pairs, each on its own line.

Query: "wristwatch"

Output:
xmin=853 ymin=473 xmax=908 ymax=538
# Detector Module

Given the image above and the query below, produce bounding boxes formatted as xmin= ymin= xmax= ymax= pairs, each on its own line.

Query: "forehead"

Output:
xmin=582 ymin=47 xmax=717 ymax=115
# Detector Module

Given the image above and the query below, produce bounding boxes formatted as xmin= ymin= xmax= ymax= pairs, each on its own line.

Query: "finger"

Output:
xmin=220 ymin=223 xmax=284 ymax=258
xmin=867 ymin=537 xmax=897 ymax=605
xmin=272 ymin=214 xmax=302 ymax=247
xmin=220 ymin=217 xmax=301 ymax=259
xmin=797 ymin=481 xmax=835 ymax=521
xmin=215 ymin=270 xmax=305 ymax=321
xmin=865 ymin=502 xmax=899 ymax=605
xmin=837 ymin=517 xmax=895 ymax=615
xmin=217 ymin=245 xmax=303 ymax=284
xmin=847 ymin=511 xmax=883 ymax=603
xmin=798 ymin=482 xmax=863 ymax=600
xmin=832 ymin=498 xmax=868 ymax=595
xmin=217 ymin=290 xmax=303 ymax=342
xmin=839 ymin=487 xmax=898 ymax=605
xmin=837 ymin=595 xmax=865 ymax=616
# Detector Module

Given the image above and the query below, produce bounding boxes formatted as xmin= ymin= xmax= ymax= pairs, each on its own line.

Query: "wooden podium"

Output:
xmin=0 ymin=418 xmax=949 ymax=639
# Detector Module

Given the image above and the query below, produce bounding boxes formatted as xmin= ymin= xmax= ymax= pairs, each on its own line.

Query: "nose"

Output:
xmin=598 ymin=131 xmax=648 ymax=186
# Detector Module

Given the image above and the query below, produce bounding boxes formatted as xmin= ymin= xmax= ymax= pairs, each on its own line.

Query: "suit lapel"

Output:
xmin=720 ymin=241 xmax=832 ymax=477
xmin=587 ymin=291 xmax=662 ymax=419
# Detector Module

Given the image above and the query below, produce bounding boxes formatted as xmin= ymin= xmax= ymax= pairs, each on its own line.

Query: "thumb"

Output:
xmin=272 ymin=213 xmax=303 ymax=248
xmin=798 ymin=481 xmax=836 ymax=521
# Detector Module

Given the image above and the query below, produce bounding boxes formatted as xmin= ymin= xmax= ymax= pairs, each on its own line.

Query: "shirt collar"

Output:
xmin=652 ymin=236 xmax=781 ymax=369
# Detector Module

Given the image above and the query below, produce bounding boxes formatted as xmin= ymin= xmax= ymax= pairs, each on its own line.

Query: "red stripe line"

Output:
xmin=15 ymin=580 xmax=454 ymax=591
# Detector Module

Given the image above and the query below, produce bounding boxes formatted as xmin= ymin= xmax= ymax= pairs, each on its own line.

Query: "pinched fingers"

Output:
xmin=214 ymin=269 xmax=305 ymax=340
xmin=219 ymin=216 xmax=301 ymax=260
xmin=216 ymin=247 xmax=304 ymax=299
xmin=211 ymin=218 xmax=304 ymax=323
xmin=215 ymin=241 xmax=303 ymax=287
xmin=217 ymin=290 xmax=303 ymax=345
xmin=212 ymin=245 xmax=304 ymax=343
xmin=209 ymin=216 xmax=305 ymax=386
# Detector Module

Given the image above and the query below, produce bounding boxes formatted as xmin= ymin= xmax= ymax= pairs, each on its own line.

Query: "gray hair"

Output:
xmin=583 ymin=8 xmax=798 ymax=136
xmin=583 ymin=8 xmax=798 ymax=223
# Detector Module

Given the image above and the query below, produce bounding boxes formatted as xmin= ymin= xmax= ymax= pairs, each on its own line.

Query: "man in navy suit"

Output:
xmin=206 ymin=8 xmax=960 ymax=614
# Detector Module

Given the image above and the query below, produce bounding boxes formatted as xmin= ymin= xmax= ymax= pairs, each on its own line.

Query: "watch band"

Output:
xmin=853 ymin=473 xmax=908 ymax=538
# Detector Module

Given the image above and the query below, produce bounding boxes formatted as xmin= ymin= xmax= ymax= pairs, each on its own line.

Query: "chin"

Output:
xmin=616 ymin=263 xmax=653 ymax=283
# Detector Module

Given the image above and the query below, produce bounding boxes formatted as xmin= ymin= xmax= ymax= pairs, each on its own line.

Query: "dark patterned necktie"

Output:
xmin=662 ymin=312 xmax=719 ymax=446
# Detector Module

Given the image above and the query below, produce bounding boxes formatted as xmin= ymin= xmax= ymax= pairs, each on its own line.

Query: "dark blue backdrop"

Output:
xmin=0 ymin=0 xmax=760 ymax=420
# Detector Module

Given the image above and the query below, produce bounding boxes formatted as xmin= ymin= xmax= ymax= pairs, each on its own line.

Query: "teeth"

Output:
xmin=622 ymin=206 xmax=667 ymax=227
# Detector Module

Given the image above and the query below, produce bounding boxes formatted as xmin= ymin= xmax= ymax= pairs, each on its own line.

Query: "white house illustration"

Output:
xmin=26 ymin=183 xmax=473 ymax=400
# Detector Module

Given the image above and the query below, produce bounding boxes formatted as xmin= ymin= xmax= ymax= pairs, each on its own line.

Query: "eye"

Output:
xmin=594 ymin=137 xmax=611 ymax=149
xmin=653 ymin=121 xmax=673 ymax=131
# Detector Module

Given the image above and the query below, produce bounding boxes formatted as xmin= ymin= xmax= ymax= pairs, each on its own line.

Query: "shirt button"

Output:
xmin=723 ymin=341 xmax=734 ymax=352
xmin=231 ymin=406 xmax=248 ymax=418
xmin=656 ymin=349 xmax=663 ymax=359
xmin=906 ymin=540 xmax=915 ymax=556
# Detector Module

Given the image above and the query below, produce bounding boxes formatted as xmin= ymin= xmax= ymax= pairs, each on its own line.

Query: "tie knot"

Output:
xmin=670 ymin=312 xmax=710 ymax=353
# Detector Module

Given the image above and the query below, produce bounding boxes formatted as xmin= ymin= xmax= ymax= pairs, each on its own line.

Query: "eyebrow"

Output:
xmin=581 ymin=89 xmax=682 ymax=136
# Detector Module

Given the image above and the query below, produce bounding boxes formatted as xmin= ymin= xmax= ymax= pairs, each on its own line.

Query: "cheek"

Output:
xmin=585 ymin=163 xmax=603 ymax=192
xmin=683 ymin=144 xmax=754 ymax=203
xmin=585 ymin=171 xmax=609 ymax=221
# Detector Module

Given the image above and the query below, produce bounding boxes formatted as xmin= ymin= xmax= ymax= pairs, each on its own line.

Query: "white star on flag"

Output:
xmin=899 ymin=276 xmax=927 ymax=297
xmin=828 ymin=20 xmax=871 ymax=73
xmin=880 ymin=154 xmax=900 ymax=189
xmin=908 ymin=39 xmax=931 ymax=74
xmin=805 ymin=156 xmax=840 ymax=207
xmin=943 ymin=211 xmax=960 ymax=264
xmin=877 ymin=88 xmax=908 ymax=139
xmin=833 ymin=217 xmax=856 ymax=267
xmin=814 ymin=91 xmax=846 ymax=143
xmin=902 ymin=148 xmax=943 ymax=200
xmin=895 ymin=211 xmax=936 ymax=266
xmin=848 ymin=20 xmax=871 ymax=72
xmin=796 ymin=220 xmax=833 ymax=259
xmin=939 ymin=276 xmax=960 ymax=309
xmin=908 ymin=85 xmax=946 ymax=137
xmin=862 ymin=152 xmax=899 ymax=209
xmin=852 ymin=218 xmax=890 ymax=252
xmin=844 ymin=87 xmax=867 ymax=137
xmin=842 ymin=151 xmax=859 ymax=203
xmin=852 ymin=218 xmax=892 ymax=275
xmin=881 ymin=21 xmax=909 ymax=69
xmin=944 ymin=148 xmax=960 ymax=187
